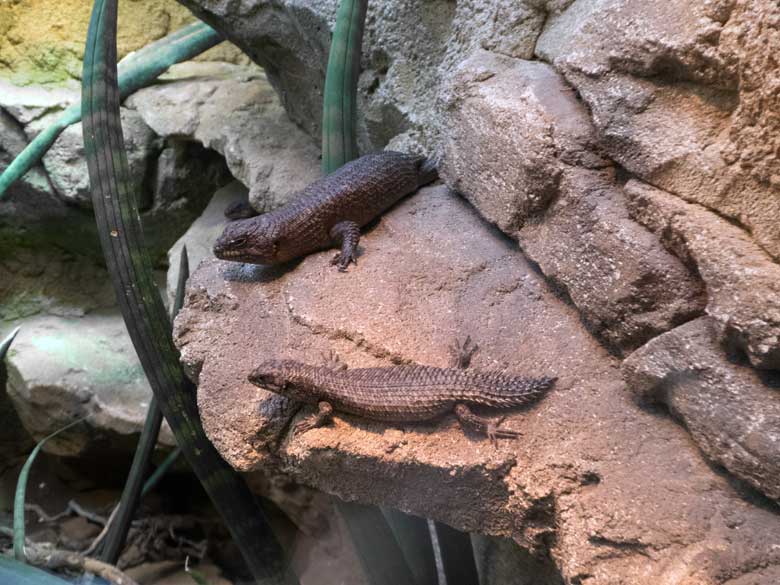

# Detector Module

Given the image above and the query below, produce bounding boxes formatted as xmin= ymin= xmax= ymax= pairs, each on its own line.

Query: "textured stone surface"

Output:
xmin=0 ymin=335 xmax=34 ymax=472
xmin=127 ymin=62 xmax=321 ymax=214
xmin=175 ymin=186 xmax=780 ymax=584
xmin=472 ymin=534 xmax=563 ymax=585
xmin=35 ymin=107 xmax=157 ymax=208
xmin=0 ymin=0 xmax=247 ymax=86
xmin=441 ymin=51 xmax=607 ymax=232
xmin=622 ymin=317 xmax=780 ymax=502
xmin=626 ymin=180 xmax=780 ymax=370
xmin=0 ymin=105 xmax=96 ymax=257
xmin=4 ymin=313 xmax=174 ymax=456
xmin=0 ymin=77 xmax=229 ymax=260
xmin=176 ymin=0 xmax=780 ymax=265
xmin=536 ymin=0 xmax=780 ymax=261
xmin=442 ymin=51 xmax=704 ymax=352
xmin=175 ymin=0 xmax=558 ymax=150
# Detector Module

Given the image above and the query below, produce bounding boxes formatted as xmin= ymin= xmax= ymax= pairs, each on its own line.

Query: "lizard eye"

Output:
xmin=231 ymin=236 xmax=247 ymax=248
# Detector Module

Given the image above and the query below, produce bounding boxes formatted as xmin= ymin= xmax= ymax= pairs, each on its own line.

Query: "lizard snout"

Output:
xmin=248 ymin=363 xmax=288 ymax=393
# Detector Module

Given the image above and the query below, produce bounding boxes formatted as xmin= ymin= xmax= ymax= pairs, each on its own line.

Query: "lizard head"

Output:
xmin=248 ymin=360 xmax=319 ymax=404
xmin=213 ymin=216 xmax=279 ymax=264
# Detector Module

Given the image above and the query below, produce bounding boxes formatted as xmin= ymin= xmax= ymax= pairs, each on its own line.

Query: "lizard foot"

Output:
xmin=321 ymin=350 xmax=348 ymax=371
xmin=330 ymin=251 xmax=357 ymax=272
xmin=454 ymin=404 xmax=520 ymax=446
xmin=448 ymin=336 xmax=479 ymax=369
xmin=330 ymin=220 xmax=361 ymax=272
xmin=292 ymin=401 xmax=334 ymax=438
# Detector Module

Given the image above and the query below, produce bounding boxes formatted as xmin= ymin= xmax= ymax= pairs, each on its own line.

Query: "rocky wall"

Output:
xmin=169 ymin=1 xmax=780 ymax=583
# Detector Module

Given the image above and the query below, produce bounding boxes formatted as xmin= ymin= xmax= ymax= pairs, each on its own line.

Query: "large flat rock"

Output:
xmin=175 ymin=185 xmax=780 ymax=584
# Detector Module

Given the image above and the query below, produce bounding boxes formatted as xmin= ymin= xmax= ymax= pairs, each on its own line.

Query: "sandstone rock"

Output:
xmin=536 ymin=0 xmax=780 ymax=261
xmin=441 ymin=51 xmax=607 ymax=233
xmin=622 ymin=317 xmax=780 ymax=502
xmin=4 ymin=313 xmax=174 ymax=456
xmin=472 ymin=534 xmax=563 ymax=585
xmin=127 ymin=62 xmax=321 ymax=213
xmin=442 ymin=51 xmax=704 ymax=352
xmin=175 ymin=185 xmax=780 ymax=584
xmin=626 ymin=180 xmax=780 ymax=370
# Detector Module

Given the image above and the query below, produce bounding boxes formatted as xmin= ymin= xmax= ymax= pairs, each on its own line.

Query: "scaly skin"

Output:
xmin=213 ymin=151 xmax=438 ymax=270
xmin=249 ymin=339 xmax=556 ymax=441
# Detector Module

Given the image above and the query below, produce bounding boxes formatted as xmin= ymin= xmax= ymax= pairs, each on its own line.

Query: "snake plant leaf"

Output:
xmin=14 ymin=418 xmax=85 ymax=561
xmin=0 ymin=21 xmax=221 ymax=200
xmin=100 ymin=247 xmax=190 ymax=563
xmin=81 ymin=2 xmax=296 ymax=582
xmin=321 ymin=0 xmax=368 ymax=174
xmin=0 ymin=327 xmax=20 ymax=360
xmin=141 ymin=445 xmax=181 ymax=497
xmin=0 ymin=556 xmax=73 ymax=585
xmin=336 ymin=500 xmax=418 ymax=585
xmin=430 ymin=521 xmax=480 ymax=585
xmin=381 ymin=508 xmax=438 ymax=585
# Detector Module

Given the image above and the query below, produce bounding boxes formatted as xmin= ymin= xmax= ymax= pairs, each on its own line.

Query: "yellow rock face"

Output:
xmin=0 ymin=0 xmax=246 ymax=85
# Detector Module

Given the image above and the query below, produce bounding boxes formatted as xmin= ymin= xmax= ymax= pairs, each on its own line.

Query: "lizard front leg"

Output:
xmin=291 ymin=353 xmax=345 ymax=438
xmin=293 ymin=401 xmax=334 ymax=437
xmin=329 ymin=220 xmax=361 ymax=271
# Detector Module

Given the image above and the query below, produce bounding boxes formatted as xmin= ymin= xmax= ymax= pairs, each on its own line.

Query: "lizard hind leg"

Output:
xmin=454 ymin=403 xmax=520 ymax=446
xmin=293 ymin=401 xmax=334 ymax=437
xmin=329 ymin=220 xmax=361 ymax=272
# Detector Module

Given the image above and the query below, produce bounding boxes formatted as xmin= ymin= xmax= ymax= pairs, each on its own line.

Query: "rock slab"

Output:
xmin=175 ymin=186 xmax=780 ymax=585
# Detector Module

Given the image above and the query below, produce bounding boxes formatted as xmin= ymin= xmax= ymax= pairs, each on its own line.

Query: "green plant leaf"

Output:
xmin=336 ymin=500 xmax=417 ymax=585
xmin=100 ymin=246 xmax=190 ymax=563
xmin=81 ymin=1 xmax=296 ymax=582
xmin=321 ymin=0 xmax=368 ymax=174
xmin=0 ymin=327 xmax=20 ymax=360
xmin=14 ymin=418 xmax=85 ymax=561
xmin=141 ymin=446 xmax=181 ymax=497
xmin=0 ymin=555 xmax=73 ymax=585
xmin=0 ymin=21 xmax=221 ymax=200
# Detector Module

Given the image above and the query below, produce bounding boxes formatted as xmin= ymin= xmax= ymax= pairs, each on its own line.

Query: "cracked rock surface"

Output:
xmin=625 ymin=180 xmax=780 ymax=371
xmin=622 ymin=317 xmax=780 ymax=501
xmin=441 ymin=50 xmax=705 ymax=353
xmin=536 ymin=0 xmax=780 ymax=261
xmin=175 ymin=186 xmax=780 ymax=584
